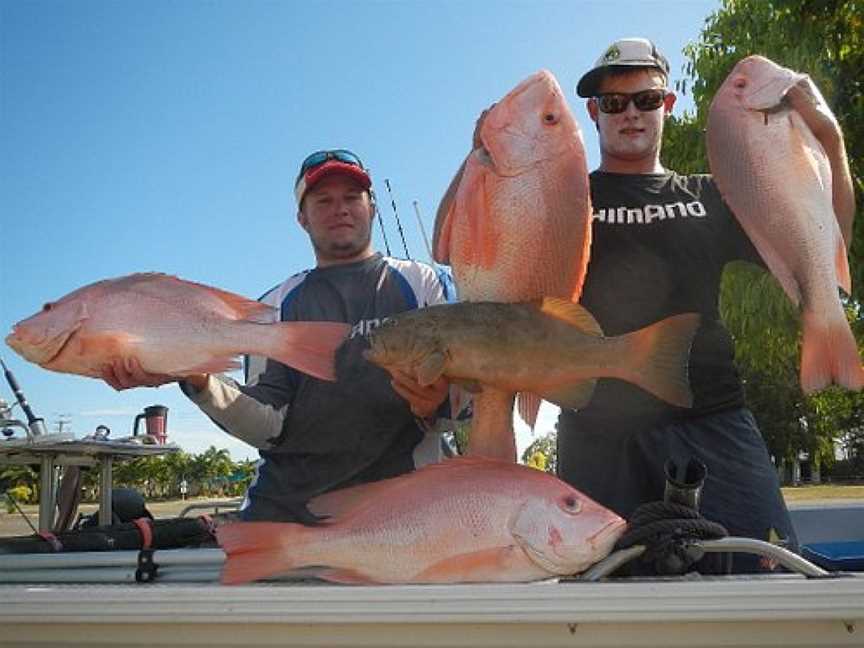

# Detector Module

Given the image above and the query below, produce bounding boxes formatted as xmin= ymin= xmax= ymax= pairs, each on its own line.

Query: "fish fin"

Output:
xmin=312 ymin=568 xmax=380 ymax=585
xmin=538 ymin=298 xmax=604 ymax=335
xmin=130 ymin=274 xmax=277 ymax=322
xmin=621 ymin=313 xmax=701 ymax=408
xmin=738 ymin=228 xmax=803 ymax=306
xmin=800 ymin=310 xmax=864 ymax=394
xmin=433 ymin=192 xmax=455 ymax=264
xmin=552 ymin=151 xmax=593 ymax=304
xmin=539 ymin=380 xmax=597 ymax=411
xmin=468 ymin=168 xmax=499 ymax=270
xmin=221 ymin=293 xmax=277 ymax=323
xmin=417 ymin=351 xmax=447 ymax=386
xmin=262 ymin=321 xmax=351 ymax=382
xmin=72 ymin=331 xmax=138 ymax=358
xmin=412 ymin=546 xmax=530 ymax=583
xmin=836 ymin=236 xmax=852 ymax=296
xmin=183 ymin=356 xmax=243 ymax=375
xmin=447 ymin=383 xmax=475 ymax=422
xmin=154 ymin=274 xmax=278 ymax=323
xmin=516 ymin=392 xmax=541 ymax=430
xmin=455 ymin=379 xmax=482 ymax=394
xmin=309 ymin=480 xmax=393 ymax=519
xmin=467 ymin=389 xmax=517 ymax=461
xmin=217 ymin=521 xmax=312 ymax=585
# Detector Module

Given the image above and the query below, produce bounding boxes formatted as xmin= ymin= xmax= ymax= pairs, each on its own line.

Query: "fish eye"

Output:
xmin=733 ymin=77 xmax=747 ymax=89
xmin=42 ymin=303 xmax=53 ymax=312
xmin=562 ymin=495 xmax=580 ymax=512
xmin=543 ymin=112 xmax=558 ymax=125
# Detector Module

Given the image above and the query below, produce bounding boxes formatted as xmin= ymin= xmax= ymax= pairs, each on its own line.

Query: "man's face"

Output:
xmin=588 ymin=69 xmax=675 ymax=166
xmin=298 ymin=174 xmax=374 ymax=266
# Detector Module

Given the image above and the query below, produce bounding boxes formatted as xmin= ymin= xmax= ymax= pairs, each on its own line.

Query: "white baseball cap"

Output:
xmin=576 ymin=37 xmax=671 ymax=98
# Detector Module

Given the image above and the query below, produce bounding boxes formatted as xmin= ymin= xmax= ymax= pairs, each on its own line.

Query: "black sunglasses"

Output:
xmin=296 ymin=149 xmax=364 ymax=183
xmin=594 ymin=89 xmax=668 ymax=114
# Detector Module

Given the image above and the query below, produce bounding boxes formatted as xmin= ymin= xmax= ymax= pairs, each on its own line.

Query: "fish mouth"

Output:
xmin=745 ymin=73 xmax=807 ymax=112
xmin=515 ymin=515 xmax=628 ymax=576
xmin=515 ymin=537 xmax=572 ymax=575
xmin=6 ymin=323 xmax=80 ymax=366
xmin=586 ymin=516 xmax=628 ymax=548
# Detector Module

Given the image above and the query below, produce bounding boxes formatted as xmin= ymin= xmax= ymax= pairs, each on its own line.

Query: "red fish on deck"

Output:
xmin=217 ymin=457 xmax=626 ymax=585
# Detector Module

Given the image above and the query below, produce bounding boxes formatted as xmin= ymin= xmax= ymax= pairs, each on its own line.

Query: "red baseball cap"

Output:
xmin=294 ymin=150 xmax=372 ymax=206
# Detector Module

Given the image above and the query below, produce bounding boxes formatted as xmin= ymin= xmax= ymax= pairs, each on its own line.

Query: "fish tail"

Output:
xmin=800 ymin=311 xmax=864 ymax=394
xmin=263 ymin=321 xmax=351 ymax=382
xmin=622 ymin=313 xmax=701 ymax=408
xmin=466 ymin=389 xmax=517 ymax=461
xmin=217 ymin=521 xmax=310 ymax=585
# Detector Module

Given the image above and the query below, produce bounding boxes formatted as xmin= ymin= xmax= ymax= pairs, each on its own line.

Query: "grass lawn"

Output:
xmin=781 ymin=483 xmax=864 ymax=502
xmin=3 ymin=488 xmax=863 ymax=537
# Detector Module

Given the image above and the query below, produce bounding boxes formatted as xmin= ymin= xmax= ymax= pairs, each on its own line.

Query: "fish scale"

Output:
xmin=6 ymin=272 xmax=350 ymax=382
xmin=432 ymin=70 xmax=593 ymax=458
xmin=707 ymin=55 xmax=863 ymax=394
xmin=217 ymin=457 xmax=627 ymax=585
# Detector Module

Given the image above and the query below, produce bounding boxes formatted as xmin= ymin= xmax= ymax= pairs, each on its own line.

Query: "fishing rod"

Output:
xmin=0 ymin=356 xmax=47 ymax=437
xmin=384 ymin=179 xmax=411 ymax=260
xmin=412 ymin=200 xmax=437 ymax=267
xmin=372 ymin=197 xmax=393 ymax=257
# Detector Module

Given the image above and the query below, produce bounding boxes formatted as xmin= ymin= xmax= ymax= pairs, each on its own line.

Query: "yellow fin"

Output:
xmin=538 ymin=298 xmax=604 ymax=336
xmin=539 ymin=380 xmax=597 ymax=411
xmin=417 ymin=351 xmax=447 ymax=386
xmin=516 ymin=392 xmax=541 ymax=429
xmin=455 ymin=379 xmax=482 ymax=394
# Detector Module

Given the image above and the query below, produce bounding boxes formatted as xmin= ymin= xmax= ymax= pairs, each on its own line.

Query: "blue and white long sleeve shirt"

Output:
xmin=185 ymin=253 xmax=454 ymax=521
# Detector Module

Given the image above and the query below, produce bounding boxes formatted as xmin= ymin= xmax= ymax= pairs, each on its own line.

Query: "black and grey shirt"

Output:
xmin=559 ymin=171 xmax=764 ymax=428
xmin=186 ymin=253 xmax=454 ymax=521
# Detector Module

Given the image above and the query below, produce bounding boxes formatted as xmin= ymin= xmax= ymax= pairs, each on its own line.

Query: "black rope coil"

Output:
xmin=615 ymin=501 xmax=730 ymax=576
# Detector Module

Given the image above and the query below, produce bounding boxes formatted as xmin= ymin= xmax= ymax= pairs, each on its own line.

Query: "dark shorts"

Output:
xmin=557 ymin=407 xmax=798 ymax=573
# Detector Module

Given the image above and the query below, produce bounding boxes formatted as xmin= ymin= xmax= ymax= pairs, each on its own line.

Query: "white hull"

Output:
xmin=2 ymin=575 xmax=864 ymax=647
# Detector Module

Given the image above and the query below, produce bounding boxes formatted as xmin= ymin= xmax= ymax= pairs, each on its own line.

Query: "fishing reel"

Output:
xmin=1 ymin=398 xmax=28 ymax=438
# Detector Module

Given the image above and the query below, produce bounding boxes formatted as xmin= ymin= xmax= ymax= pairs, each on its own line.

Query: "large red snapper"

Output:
xmin=5 ymin=273 xmax=349 ymax=381
xmin=707 ymin=55 xmax=864 ymax=393
xmin=217 ymin=457 xmax=626 ymax=585
xmin=433 ymin=69 xmax=592 ymax=304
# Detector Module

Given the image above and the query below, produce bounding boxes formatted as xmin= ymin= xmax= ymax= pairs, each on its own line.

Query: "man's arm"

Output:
xmin=787 ymin=79 xmax=856 ymax=248
xmin=181 ymin=368 xmax=290 ymax=449
xmin=389 ymin=368 xmax=449 ymax=419
xmin=103 ymin=358 xmax=288 ymax=449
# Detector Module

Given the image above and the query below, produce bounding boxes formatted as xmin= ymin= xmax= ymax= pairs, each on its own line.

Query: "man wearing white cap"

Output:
xmin=105 ymin=149 xmax=455 ymax=522
xmin=555 ymin=37 xmax=855 ymax=573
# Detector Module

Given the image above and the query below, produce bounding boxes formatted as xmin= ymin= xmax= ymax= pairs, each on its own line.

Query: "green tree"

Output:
xmin=190 ymin=446 xmax=234 ymax=496
xmin=1 ymin=465 xmax=38 ymax=504
xmin=662 ymin=0 xmax=864 ymax=471
xmin=521 ymin=430 xmax=557 ymax=474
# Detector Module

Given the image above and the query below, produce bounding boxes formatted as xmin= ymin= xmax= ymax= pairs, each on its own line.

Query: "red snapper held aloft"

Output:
xmin=5 ymin=273 xmax=349 ymax=381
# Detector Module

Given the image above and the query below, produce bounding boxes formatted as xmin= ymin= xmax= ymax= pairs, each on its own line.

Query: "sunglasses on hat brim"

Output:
xmin=594 ymin=89 xmax=668 ymax=114
xmin=296 ymin=149 xmax=365 ymax=184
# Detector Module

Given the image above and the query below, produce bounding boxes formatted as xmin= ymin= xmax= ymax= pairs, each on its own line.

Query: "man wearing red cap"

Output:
xmin=105 ymin=149 xmax=455 ymax=523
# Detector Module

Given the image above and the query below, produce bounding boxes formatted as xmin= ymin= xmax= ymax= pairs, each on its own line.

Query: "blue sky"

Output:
xmin=1 ymin=0 xmax=721 ymax=460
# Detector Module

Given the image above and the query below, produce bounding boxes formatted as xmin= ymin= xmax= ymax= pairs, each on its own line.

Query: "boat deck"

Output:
xmin=2 ymin=574 xmax=864 ymax=647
